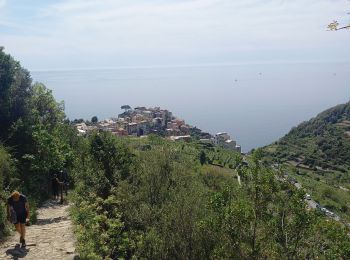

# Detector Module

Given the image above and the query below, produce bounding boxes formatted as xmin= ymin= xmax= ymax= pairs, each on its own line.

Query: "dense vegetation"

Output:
xmin=1 ymin=49 xmax=350 ymax=258
xmin=263 ymin=102 xmax=350 ymax=221
xmin=0 ymin=48 xmax=76 ymax=237
xmin=0 ymin=146 xmax=14 ymax=237
xmin=264 ymin=102 xmax=350 ymax=171
xmin=70 ymin=134 xmax=350 ymax=259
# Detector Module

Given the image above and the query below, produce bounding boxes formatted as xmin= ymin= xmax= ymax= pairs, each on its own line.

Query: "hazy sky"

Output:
xmin=1 ymin=0 xmax=350 ymax=70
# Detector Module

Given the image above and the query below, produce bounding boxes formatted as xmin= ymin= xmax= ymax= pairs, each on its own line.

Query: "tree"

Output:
xmin=91 ymin=116 xmax=98 ymax=124
xmin=18 ymin=83 xmax=73 ymax=198
xmin=121 ymin=105 xmax=131 ymax=112
xmin=0 ymin=47 xmax=32 ymax=144
xmin=0 ymin=145 xmax=15 ymax=239
xmin=30 ymin=83 xmax=65 ymax=127
xmin=89 ymin=132 xmax=132 ymax=187
xmin=328 ymin=8 xmax=350 ymax=31
xmin=328 ymin=20 xmax=350 ymax=31
xmin=0 ymin=48 xmax=82 ymax=212
xmin=199 ymin=150 xmax=207 ymax=165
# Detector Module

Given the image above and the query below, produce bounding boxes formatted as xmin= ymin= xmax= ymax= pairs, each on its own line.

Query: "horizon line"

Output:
xmin=30 ymin=59 xmax=350 ymax=72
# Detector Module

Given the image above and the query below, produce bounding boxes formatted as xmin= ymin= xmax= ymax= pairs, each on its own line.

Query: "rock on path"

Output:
xmin=0 ymin=200 xmax=78 ymax=260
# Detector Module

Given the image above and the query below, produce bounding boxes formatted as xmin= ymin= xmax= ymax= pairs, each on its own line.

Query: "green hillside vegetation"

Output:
xmin=265 ymin=102 xmax=350 ymax=171
xmin=0 ymin=146 xmax=14 ymax=238
xmin=1 ymin=49 xmax=350 ymax=258
xmin=70 ymin=134 xmax=350 ymax=259
xmin=0 ymin=48 xmax=77 ymax=236
xmin=263 ymin=102 xmax=350 ymax=221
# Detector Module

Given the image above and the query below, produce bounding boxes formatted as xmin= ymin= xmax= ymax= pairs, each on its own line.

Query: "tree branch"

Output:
xmin=336 ymin=25 xmax=350 ymax=30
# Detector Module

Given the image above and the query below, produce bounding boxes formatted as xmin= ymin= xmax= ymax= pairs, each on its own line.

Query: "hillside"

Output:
xmin=1 ymin=49 xmax=350 ymax=259
xmin=264 ymin=102 xmax=350 ymax=171
xmin=263 ymin=102 xmax=350 ymax=221
xmin=70 ymin=134 xmax=350 ymax=259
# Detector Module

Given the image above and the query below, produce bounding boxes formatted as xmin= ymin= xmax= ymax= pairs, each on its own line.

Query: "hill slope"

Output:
xmin=264 ymin=101 xmax=350 ymax=172
xmin=263 ymin=101 xmax=350 ymax=221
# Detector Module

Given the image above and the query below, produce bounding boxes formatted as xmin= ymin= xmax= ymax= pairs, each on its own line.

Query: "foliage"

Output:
xmin=188 ymin=127 xmax=212 ymax=140
xmin=121 ymin=105 xmax=131 ymax=111
xmin=71 ymin=136 xmax=350 ymax=259
xmin=266 ymin=102 xmax=350 ymax=170
xmin=0 ymin=49 xmax=78 ymax=233
xmin=199 ymin=150 xmax=207 ymax=165
xmin=0 ymin=47 xmax=32 ymax=145
xmin=262 ymin=101 xmax=350 ymax=220
xmin=328 ymin=14 xmax=350 ymax=31
xmin=0 ymin=146 xmax=16 ymax=239
xmin=91 ymin=116 xmax=98 ymax=124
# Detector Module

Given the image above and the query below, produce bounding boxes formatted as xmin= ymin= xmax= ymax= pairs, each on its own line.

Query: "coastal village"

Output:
xmin=74 ymin=106 xmax=242 ymax=153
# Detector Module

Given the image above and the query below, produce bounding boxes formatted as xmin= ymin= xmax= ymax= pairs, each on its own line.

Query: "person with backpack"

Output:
xmin=52 ymin=174 xmax=62 ymax=200
xmin=6 ymin=191 xmax=30 ymax=247
xmin=59 ymin=169 xmax=69 ymax=196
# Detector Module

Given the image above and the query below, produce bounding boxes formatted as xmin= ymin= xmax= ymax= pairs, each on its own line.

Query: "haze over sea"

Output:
xmin=32 ymin=61 xmax=350 ymax=152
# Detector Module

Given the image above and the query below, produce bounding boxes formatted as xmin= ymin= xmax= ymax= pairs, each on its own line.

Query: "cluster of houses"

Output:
xmin=74 ymin=106 xmax=242 ymax=153
xmin=215 ymin=132 xmax=241 ymax=153
xmin=75 ymin=106 xmax=183 ymax=137
xmin=199 ymin=132 xmax=241 ymax=153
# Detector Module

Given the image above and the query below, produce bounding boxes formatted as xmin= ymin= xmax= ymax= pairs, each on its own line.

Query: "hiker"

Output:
xmin=60 ymin=169 xmax=69 ymax=196
xmin=52 ymin=174 xmax=61 ymax=200
xmin=6 ymin=191 xmax=30 ymax=247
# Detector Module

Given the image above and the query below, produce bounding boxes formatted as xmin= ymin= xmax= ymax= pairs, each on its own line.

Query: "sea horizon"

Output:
xmin=31 ymin=62 xmax=350 ymax=152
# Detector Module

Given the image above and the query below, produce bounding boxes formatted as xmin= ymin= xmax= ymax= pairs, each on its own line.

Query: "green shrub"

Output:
xmin=0 ymin=146 xmax=14 ymax=239
xmin=70 ymin=137 xmax=350 ymax=259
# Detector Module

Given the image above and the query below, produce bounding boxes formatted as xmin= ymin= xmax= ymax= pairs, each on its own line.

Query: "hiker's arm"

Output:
xmin=56 ymin=178 xmax=64 ymax=185
xmin=25 ymin=202 xmax=30 ymax=219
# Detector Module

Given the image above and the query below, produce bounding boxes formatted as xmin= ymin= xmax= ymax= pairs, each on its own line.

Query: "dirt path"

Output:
xmin=0 ymin=200 xmax=78 ymax=260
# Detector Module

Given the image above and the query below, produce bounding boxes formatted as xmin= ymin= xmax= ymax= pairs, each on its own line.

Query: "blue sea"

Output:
xmin=31 ymin=62 xmax=350 ymax=152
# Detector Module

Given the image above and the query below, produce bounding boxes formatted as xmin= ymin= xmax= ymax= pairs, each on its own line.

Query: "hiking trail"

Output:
xmin=0 ymin=200 xmax=78 ymax=260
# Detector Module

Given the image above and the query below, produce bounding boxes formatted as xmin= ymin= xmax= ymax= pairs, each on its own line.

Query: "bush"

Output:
xmin=0 ymin=146 xmax=15 ymax=239
xmin=70 ymin=136 xmax=350 ymax=259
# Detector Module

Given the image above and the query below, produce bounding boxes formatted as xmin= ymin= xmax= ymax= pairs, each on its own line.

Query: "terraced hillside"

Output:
xmin=264 ymin=101 xmax=350 ymax=171
xmin=263 ymin=101 xmax=350 ymax=221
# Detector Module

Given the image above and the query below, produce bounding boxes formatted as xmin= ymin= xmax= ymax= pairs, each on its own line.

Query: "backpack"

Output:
xmin=9 ymin=206 xmax=17 ymax=224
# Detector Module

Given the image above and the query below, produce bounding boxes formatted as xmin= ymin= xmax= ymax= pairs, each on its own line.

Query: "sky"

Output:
xmin=0 ymin=0 xmax=350 ymax=70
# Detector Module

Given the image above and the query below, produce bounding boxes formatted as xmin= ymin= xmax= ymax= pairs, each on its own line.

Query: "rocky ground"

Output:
xmin=0 ymin=200 xmax=78 ymax=260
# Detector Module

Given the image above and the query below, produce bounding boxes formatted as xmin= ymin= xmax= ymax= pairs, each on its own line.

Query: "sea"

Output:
xmin=31 ymin=62 xmax=350 ymax=152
